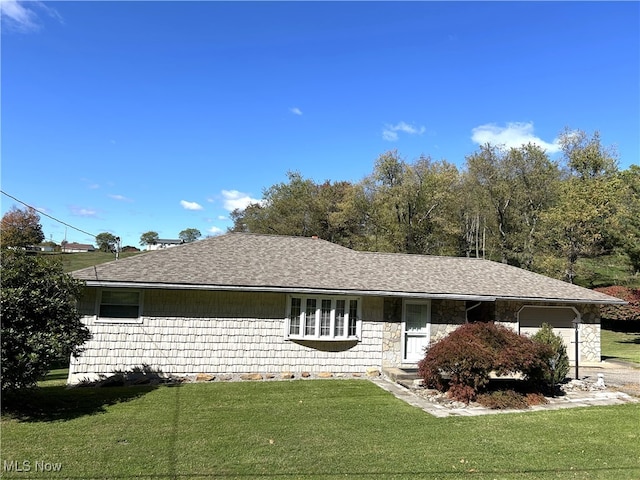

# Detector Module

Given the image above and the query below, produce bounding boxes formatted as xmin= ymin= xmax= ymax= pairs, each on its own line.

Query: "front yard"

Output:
xmin=2 ymin=379 xmax=639 ymax=479
xmin=601 ymin=329 xmax=640 ymax=364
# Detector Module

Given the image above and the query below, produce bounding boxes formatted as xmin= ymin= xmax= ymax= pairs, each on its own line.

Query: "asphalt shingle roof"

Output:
xmin=72 ymin=233 xmax=624 ymax=304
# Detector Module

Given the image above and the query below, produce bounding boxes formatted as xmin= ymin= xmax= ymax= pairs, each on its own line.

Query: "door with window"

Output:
xmin=403 ymin=301 xmax=430 ymax=363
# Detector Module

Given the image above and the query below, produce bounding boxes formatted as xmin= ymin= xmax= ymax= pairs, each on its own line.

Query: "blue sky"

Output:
xmin=2 ymin=1 xmax=638 ymax=248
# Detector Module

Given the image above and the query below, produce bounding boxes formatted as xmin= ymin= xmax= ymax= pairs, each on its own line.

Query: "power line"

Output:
xmin=1 ymin=190 xmax=98 ymax=239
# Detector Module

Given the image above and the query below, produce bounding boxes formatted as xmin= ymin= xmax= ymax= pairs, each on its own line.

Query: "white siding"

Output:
xmin=68 ymin=290 xmax=384 ymax=383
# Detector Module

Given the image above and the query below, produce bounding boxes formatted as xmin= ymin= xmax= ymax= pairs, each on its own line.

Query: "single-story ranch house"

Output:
xmin=68 ymin=233 xmax=625 ymax=384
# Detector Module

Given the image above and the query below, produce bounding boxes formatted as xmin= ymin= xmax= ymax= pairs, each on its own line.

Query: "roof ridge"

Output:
xmin=354 ymin=249 xmax=488 ymax=261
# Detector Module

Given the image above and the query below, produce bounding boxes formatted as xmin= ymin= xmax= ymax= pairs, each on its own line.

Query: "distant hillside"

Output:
xmin=575 ymin=254 xmax=640 ymax=289
xmin=43 ymin=251 xmax=146 ymax=273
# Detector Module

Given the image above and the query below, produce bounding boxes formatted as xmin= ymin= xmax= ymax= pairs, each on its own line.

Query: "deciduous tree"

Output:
xmin=179 ymin=228 xmax=201 ymax=243
xmin=230 ymin=171 xmax=364 ymax=245
xmin=140 ymin=231 xmax=159 ymax=247
xmin=539 ymin=130 xmax=621 ymax=283
xmin=0 ymin=206 xmax=45 ymax=248
xmin=363 ymin=151 xmax=459 ymax=254
xmin=96 ymin=232 xmax=118 ymax=252
xmin=617 ymin=166 xmax=640 ymax=274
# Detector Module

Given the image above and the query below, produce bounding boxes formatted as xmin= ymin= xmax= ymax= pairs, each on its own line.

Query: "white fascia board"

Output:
xmin=493 ymin=295 xmax=627 ymax=305
xmin=82 ymin=281 xmax=496 ymax=301
xmin=82 ymin=281 xmax=624 ymax=305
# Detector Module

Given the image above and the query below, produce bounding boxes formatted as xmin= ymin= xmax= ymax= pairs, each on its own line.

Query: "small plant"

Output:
xmin=477 ymin=390 xmax=529 ymax=409
xmin=531 ymin=323 xmax=570 ymax=393
xmin=477 ymin=389 xmax=549 ymax=410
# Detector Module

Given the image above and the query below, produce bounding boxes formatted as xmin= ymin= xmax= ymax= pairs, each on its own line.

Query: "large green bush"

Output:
xmin=1 ymin=249 xmax=91 ymax=393
xmin=417 ymin=322 xmax=552 ymax=403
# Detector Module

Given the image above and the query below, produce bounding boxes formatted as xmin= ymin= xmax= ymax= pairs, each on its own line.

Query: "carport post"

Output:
xmin=573 ymin=318 xmax=581 ymax=380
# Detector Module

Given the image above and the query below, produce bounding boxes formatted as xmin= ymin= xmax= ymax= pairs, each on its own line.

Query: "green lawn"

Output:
xmin=601 ymin=329 xmax=640 ymax=364
xmin=2 ymin=380 xmax=639 ymax=479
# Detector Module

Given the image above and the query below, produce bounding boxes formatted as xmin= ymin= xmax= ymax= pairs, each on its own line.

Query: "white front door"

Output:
xmin=403 ymin=301 xmax=431 ymax=363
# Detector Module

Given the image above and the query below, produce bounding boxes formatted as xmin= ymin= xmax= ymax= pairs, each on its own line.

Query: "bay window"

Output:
xmin=286 ymin=295 xmax=361 ymax=340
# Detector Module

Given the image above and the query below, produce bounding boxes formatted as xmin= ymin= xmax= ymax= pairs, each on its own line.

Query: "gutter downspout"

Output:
xmin=465 ymin=302 xmax=483 ymax=323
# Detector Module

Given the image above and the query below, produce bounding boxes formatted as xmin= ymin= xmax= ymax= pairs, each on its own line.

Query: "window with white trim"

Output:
xmin=286 ymin=295 xmax=361 ymax=340
xmin=96 ymin=289 xmax=143 ymax=324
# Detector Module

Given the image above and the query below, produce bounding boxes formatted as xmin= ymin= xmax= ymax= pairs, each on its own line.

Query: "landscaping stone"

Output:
xmin=318 ymin=372 xmax=333 ymax=378
xmin=373 ymin=366 xmax=639 ymax=418
xmin=240 ymin=373 xmax=263 ymax=381
xmin=366 ymin=367 xmax=380 ymax=377
xmin=281 ymin=372 xmax=294 ymax=379
xmin=301 ymin=372 xmax=311 ymax=378
xmin=195 ymin=373 xmax=215 ymax=382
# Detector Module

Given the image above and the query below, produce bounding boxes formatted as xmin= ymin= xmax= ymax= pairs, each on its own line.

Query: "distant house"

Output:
xmin=27 ymin=244 xmax=56 ymax=253
xmin=61 ymin=242 xmax=96 ymax=253
xmin=68 ymin=233 xmax=625 ymax=384
xmin=147 ymin=239 xmax=184 ymax=251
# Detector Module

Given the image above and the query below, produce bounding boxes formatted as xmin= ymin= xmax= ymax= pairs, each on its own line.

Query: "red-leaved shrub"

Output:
xmin=594 ymin=286 xmax=640 ymax=322
xmin=417 ymin=322 xmax=552 ymax=403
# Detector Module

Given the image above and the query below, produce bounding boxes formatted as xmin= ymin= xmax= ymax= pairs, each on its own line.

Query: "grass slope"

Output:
xmin=576 ymin=254 xmax=639 ymax=289
xmin=2 ymin=380 xmax=639 ymax=479
xmin=52 ymin=251 xmax=143 ymax=273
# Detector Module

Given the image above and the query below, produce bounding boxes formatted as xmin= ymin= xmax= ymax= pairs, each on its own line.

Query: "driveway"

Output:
xmin=580 ymin=360 xmax=640 ymax=397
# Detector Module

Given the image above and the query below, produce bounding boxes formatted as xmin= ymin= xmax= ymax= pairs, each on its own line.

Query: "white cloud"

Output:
xmin=217 ymin=215 xmax=228 ymax=221
xmin=0 ymin=0 xmax=61 ymax=33
xmin=382 ymin=130 xmax=399 ymax=141
xmin=471 ymin=122 xmax=561 ymax=153
xmin=70 ymin=206 xmax=98 ymax=218
xmin=180 ymin=200 xmax=204 ymax=211
xmin=208 ymin=226 xmax=223 ymax=235
xmin=382 ymin=121 xmax=426 ymax=142
xmin=108 ymin=194 xmax=132 ymax=202
xmin=290 ymin=107 xmax=303 ymax=116
xmin=221 ymin=190 xmax=261 ymax=212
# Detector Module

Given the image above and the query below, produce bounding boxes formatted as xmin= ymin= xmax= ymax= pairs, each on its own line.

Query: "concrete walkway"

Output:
xmin=372 ymin=361 xmax=639 ymax=418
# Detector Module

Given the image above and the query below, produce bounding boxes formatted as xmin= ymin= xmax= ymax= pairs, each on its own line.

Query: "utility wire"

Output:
xmin=1 ymin=190 xmax=98 ymax=239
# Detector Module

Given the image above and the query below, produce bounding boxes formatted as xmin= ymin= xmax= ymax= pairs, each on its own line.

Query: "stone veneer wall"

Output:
xmin=574 ymin=304 xmax=601 ymax=363
xmin=379 ymin=298 xmax=602 ymax=368
xmin=68 ymin=289 xmax=385 ymax=384
xmin=381 ymin=298 xmax=402 ymax=368
xmin=381 ymin=298 xmax=468 ymax=367
xmin=430 ymin=299 xmax=467 ymax=344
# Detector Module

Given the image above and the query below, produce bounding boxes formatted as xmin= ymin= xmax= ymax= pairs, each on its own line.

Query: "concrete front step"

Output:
xmin=383 ymin=367 xmax=420 ymax=382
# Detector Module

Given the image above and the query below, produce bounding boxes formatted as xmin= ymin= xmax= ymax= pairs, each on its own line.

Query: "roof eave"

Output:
xmin=81 ymin=280 xmax=495 ymax=300
xmin=80 ymin=280 xmax=624 ymax=304
xmin=493 ymin=295 xmax=627 ymax=306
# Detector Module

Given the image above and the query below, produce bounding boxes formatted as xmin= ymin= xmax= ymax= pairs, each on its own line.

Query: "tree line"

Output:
xmin=230 ymin=129 xmax=639 ymax=284
xmin=94 ymin=229 xmax=202 ymax=252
